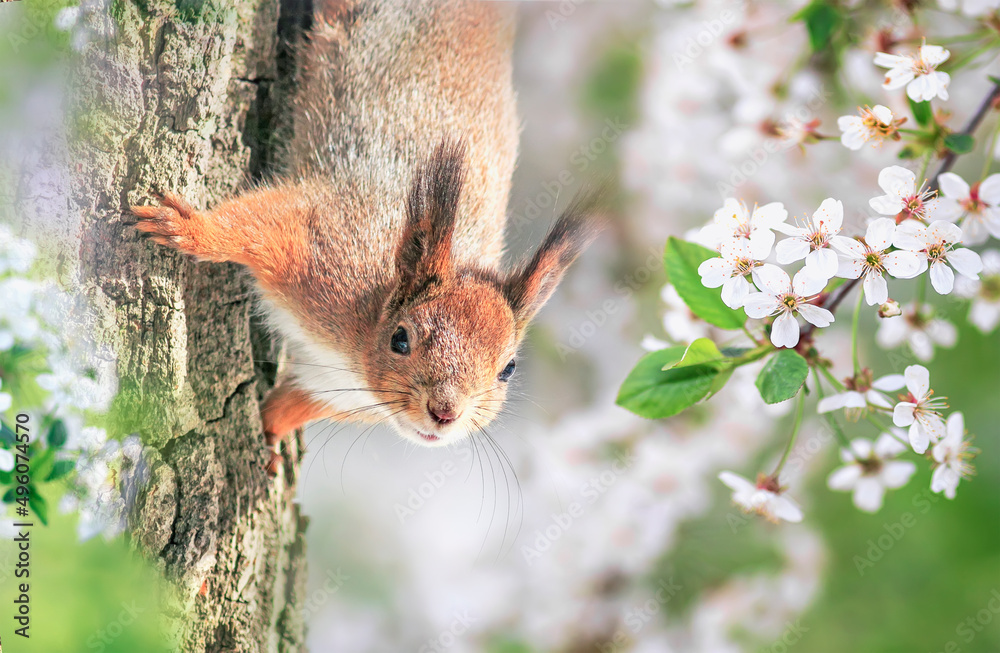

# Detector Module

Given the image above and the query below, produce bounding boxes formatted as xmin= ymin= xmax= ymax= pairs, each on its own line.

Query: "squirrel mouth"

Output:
xmin=417 ymin=432 xmax=440 ymax=443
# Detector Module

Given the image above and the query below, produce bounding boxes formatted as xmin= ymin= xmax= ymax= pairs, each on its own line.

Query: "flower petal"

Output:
xmin=753 ymin=263 xmax=791 ymax=294
xmin=797 ymin=304 xmax=834 ymax=328
xmin=908 ymin=422 xmax=929 ymax=454
xmin=742 ymin=292 xmax=780 ymax=319
xmin=863 ymin=272 xmax=889 ymax=305
xmin=948 ymin=248 xmax=983 ymax=278
xmin=775 ymin=237 xmax=810 ymax=265
xmin=904 ymin=364 xmax=930 ymax=398
xmin=866 ymin=218 xmax=897 ymax=252
xmin=929 ymin=261 xmax=955 ymax=294
xmin=852 ymin=477 xmax=886 ymax=513
xmin=770 ymin=312 xmax=800 ymax=348
xmin=937 ymin=172 xmax=969 ymax=200
xmin=828 ymin=464 xmax=862 ymax=491
xmin=893 ymin=402 xmax=917 ymax=427
xmin=881 ymin=460 xmax=917 ymax=489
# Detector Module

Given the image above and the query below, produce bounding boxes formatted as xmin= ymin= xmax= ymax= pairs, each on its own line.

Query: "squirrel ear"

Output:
xmin=396 ymin=140 xmax=466 ymax=295
xmin=504 ymin=188 xmax=605 ymax=330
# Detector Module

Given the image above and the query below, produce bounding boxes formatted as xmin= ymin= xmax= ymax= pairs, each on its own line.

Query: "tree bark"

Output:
xmin=71 ymin=1 xmax=308 ymax=650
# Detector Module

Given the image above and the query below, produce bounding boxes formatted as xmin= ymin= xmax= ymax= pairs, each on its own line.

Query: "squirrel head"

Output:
xmin=365 ymin=141 xmax=601 ymax=447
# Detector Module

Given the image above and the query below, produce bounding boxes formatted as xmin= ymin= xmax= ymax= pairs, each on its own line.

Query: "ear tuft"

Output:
xmin=396 ymin=140 xmax=467 ymax=295
xmin=505 ymin=183 xmax=607 ymax=330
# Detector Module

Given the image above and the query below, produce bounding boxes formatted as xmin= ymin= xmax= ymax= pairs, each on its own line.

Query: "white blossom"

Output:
xmin=699 ymin=198 xmax=788 ymax=259
xmin=0 ymin=448 xmax=13 ymax=473
xmin=718 ymin=471 xmax=803 ymax=523
xmin=661 ymin=284 xmax=708 ymax=343
xmin=876 ymin=302 xmax=957 ymax=362
xmin=817 ymin=371 xmax=904 ymax=419
xmin=827 ymin=433 xmax=917 ymax=513
xmin=937 ymin=0 xmax=1000 ymax=18
xmin=892 ymin=364 xmax=947 ymax=454
xmin=0 ymin=226 xmax=37 ymax=275
xmin=774 ymin=198 xmax=843 ymax=280
xmin=954 ymin=249 xmax=1000 ymax=333
xmin=934 ymin=172 xmax=1000 ymax=245
xmin=743 ymin=265 xmax=834 ymax=348
xmin=869 ymin=166 xmax=941 ymax=223
xmin=698 ymin=238 xmax=774 ymax=309
xmin=832 ymin=218 xmax=923 ymax=305
xmin=930 ymin=412 xmax=975 ymax=499
xmin=874 ymin=44 xmax=951 ymax=102
xmin=837 ymin=105 xmax=896 ymax=150
xmin=892 ymin=220 xmax=982 ymax=294
xmin=0 ymin=378 xmax=10 ymax=413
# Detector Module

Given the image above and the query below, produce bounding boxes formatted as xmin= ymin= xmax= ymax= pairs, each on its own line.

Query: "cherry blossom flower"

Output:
xmin=0 ymin=448 xmax=12 ymax=473
xmin=876 ymin=303 xmax=957 ymax=362
xmin=892 ymin=364 xmax=947 ymax=454
xmin=837 ymin=105 xmax=900 ymax=150
xmin=874 ymin=44 xmax=951 ymax=102
xmin=742 ymin=265 xmax=834 ymax=348
xmin=774 ymin=198 xmax=843 ymax=281
xmin=827 ymin=432 xmax=917 ymax=513
xmin=954 ymin=249 xmax=1000 ymax=333
xmin=831 ymin=218 xmax=923 ymax=305
xmin=931 ymin=412 xmax=976 ymax=499
xmin=869 ymin=166 xmax=941 ymax=224
xmin=892 ymin=220 xmax=982 ymax=294
xmin=0 ymin=378 xmax=10 ymax=413
xmin=698 ymin=239 xmax=769 ymax=309
xmin=817 ymin=369 xmax=905 ymax=419
xmin=933 ymin=172 xmax=1000 ymax=245
xmin=718 ymin=471 xmax=803 ymax=523
xmin=699 ymin=198 xmax=788 ymax=258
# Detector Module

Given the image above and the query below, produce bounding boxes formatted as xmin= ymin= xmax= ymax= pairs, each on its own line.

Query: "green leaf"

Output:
xmin=755 ymin=350 xmax=809 ymax=404
xmin=665 ymin=338 xmax=728 ymax=369
xmin=2 ymin=488 xmax=13 ymax=503
xmin=794 ymin=1 xmax=842 ymax=52
xmin=908 ymin=98 xmax=932 ymax=126
xmin=663 ymin=238 xmax=746 ymax=330
xmin=944 ymin=133 xmax=974 ymax=154
xmin=897 ymin=146 xmax=920 ymax=160
xmin=30 ymin=448 xmax=55 ymax=484
xmin=0 ymin=421 xmax=14 ymax=446
xmin=28 ymin=486 xmax=48 ymax=525
xmin=617 ymin=347 xmax=720 ymax=419
xmin=46 ymin=460 xmax=76 ymax=482
xmin=47 ymin=419 xmax=68 ymax=448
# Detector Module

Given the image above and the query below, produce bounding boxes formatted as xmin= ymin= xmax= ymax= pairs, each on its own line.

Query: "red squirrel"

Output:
xmin=131 ymin=0 xmax=600 ymax=471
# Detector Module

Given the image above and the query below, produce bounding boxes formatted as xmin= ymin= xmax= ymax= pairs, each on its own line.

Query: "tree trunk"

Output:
xmin=72 ymin=1 xmax=308 ymax=650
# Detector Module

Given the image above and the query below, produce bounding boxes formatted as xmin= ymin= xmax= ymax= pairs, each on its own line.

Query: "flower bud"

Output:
xmin=878 ymin=299 xmax=902 ymax=318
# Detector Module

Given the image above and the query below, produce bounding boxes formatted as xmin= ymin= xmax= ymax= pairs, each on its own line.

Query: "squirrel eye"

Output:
xmin=390 ymin=326 xmax=410 ymax=355
xmin=498 ymin=359 xmax=516 ymax=382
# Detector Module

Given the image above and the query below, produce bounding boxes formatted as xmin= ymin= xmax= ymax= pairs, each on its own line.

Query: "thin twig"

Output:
xmin=932 ymin=80 xmax=1000 ymax=190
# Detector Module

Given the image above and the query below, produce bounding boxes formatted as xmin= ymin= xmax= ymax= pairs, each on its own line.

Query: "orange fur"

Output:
xmin=131 ymin=1 xmax=601 ymax=466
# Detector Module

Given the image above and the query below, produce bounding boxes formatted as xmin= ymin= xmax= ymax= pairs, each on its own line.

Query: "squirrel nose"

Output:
xmin=428 ymin=402 xmax=459 ymax=425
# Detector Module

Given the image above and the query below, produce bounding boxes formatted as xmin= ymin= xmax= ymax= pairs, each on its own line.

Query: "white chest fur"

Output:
xmin=260 ymin=300 xmax=382 ymax=417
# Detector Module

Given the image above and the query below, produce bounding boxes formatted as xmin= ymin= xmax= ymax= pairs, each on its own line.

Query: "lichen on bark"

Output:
xmin=70 ymin=0 xmax=309 ymax=650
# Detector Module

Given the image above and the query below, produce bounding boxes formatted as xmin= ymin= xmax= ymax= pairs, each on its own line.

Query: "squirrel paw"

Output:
xmin=129 ymin=191 xmax=214 ymax=259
